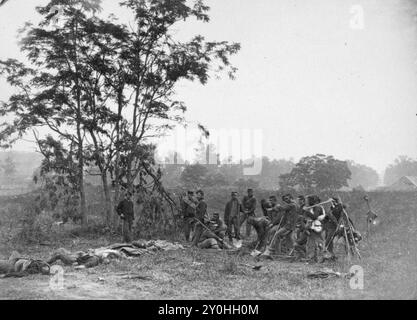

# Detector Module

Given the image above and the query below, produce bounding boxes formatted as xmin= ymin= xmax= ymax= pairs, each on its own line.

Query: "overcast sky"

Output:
xmin=1 ymin=0 xmax=417 ymax=173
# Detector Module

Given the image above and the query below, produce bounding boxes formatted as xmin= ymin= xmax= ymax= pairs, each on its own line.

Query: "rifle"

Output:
xmin=193 ymin=218 xmax=231 ymax=248
xmin=303 ymin=198 xmax=334 ymax=210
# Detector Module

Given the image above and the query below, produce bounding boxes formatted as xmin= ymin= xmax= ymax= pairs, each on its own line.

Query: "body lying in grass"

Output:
xmin=47 ymin=248 xmax=124 ymax=269
xmin=0 ymin=251 xmax=50 ymax=277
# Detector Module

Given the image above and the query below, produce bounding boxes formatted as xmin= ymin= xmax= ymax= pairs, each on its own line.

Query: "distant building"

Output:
xmin=387 ymin=176 xmax=417 ymax=191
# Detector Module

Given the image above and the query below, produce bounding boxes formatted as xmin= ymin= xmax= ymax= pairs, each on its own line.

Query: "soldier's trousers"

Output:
xmin=268 ymin=226 xmax=293 ymax=254
xmin=324 ymin=223 xmax=338 ymax=255
xmin=306 ymin=231 xmax=325 ymax=262
xmin=192 ymin=223 xmax=204 ymax=246
xmin=226 ymin=216 xmax=240 ymax=241
xmin=183 ymin=217 xmax=195 ymax=242
xmin=122 ymin=218 xmax=133 ymax=243
xmin=292 ymin=231 xmax=308 ymax=259
xmin=239 ymin=212 xmax=253 ymax=238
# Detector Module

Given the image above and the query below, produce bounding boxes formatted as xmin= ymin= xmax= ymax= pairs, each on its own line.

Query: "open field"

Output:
xmin=0 ymin=191 xmax=416 ymax=300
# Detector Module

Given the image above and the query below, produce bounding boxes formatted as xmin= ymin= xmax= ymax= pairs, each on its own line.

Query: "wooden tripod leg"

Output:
xmin=343 ymin=227 xmax=351 ymax=260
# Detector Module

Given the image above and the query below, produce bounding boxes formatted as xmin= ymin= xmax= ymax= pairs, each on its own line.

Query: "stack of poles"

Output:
xmin=325 ymin=199 xmax=361 ymax=260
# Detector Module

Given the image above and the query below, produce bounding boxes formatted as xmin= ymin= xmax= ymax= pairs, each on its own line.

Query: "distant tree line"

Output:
xmin=160 ymin=149 xmax=382 ymax=193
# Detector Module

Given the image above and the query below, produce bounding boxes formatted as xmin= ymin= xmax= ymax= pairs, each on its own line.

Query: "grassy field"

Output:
xmin=0 ymin=191 xmax=416 ymax=300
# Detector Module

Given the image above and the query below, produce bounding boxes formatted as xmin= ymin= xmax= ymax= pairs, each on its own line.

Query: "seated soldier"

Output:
xmin=198 ymin=213 xmax=229 ymax=250
xmin=211 ymin=212 xmax=227 ymax=239
xmin=198 ymin=221 xmax=222 ymax=250
xmin=292 ymin=220 xmax=308 ymax=260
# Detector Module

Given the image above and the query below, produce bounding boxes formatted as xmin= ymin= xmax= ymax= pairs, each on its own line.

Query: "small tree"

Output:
xmin=1 ymin=153 xmax=16 ymax=180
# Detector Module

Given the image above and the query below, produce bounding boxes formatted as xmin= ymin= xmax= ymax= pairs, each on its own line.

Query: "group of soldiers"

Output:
xmin=181 ymin=189 xmax=362 ymax=262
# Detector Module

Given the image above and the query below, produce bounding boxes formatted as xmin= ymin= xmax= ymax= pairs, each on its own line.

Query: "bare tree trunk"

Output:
xmin=113 ymin=89 xmax=123 ymax=226
xmin=101 ymin=171 xmax=113 ymax=227
xmin=77 ymin=125 xmax=87 ymax=226
xmin=74 ymin=18 xmax=87 ymax=226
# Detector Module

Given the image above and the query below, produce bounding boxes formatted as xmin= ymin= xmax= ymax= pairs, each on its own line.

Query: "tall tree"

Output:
xmin=0 ymin=0 xmax=240 ymax=225
xmin=0 ymin=0 xmax=102 ymax=225
xmin=106 ymin=0 xmax=240 ymax=194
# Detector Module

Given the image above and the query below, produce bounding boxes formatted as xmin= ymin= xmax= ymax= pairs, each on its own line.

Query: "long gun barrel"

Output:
xmin=303 ymin=198 xmax=334 ymax=210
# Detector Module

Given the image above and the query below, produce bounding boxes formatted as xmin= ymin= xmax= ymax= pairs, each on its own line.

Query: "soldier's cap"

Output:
xmin=247 ymin=188 xmax=253 ymax=192
xmin=231 ymin=191 xmax=238 ymax=195
xmin=196 ymin=189 xmax=204 ymax=196
xmin=212 ymin=212 xmax=220 ymax=216
xmin=187 ymin=190 xmax=194 ymax=195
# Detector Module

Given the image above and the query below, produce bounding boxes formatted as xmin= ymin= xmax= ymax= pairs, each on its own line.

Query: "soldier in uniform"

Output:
xmin=303 ymin=195 xmax=326 ymax=262
xmin=265 ymin=195 xmax=282 ymax=222
xmin=192 ymin=189 xmax=209 ymax=246
xmin=262 ymin=194 xmax=298 ymax=256
xmin=323 ymin=197 xmax=343 ymax=258
xmin=224 ymin=191 xmax=244 ymax=242
xmin=116 ymin=192 xmax=135 ymax=243
xmin=198 ymin=212 xmax=229 ymax=249
xmin=247 ymin=215 xmax=272 ymax=252
xmin=241 ymin=188 xmax=257 ymax=238
xmin=260 ymin=198 xmax=272 ymax=218
xmin=181 ymin=191 xmax=197 ymax=242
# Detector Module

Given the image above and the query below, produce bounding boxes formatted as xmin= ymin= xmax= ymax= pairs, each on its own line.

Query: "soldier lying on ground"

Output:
xmin=47 ymin=248 xmax=123 ymax=269
xmin=0 ymin=251 xmax=50 ymax=277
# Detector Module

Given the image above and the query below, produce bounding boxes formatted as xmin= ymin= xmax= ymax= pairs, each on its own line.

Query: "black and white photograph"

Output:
xmin=0 ymin=0 xmax=416 ymax=304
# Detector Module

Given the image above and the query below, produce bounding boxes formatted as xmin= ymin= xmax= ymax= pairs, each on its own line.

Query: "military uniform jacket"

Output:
xmin=196 ymin=199 xmax=209 ymax=222
xmin=224 ymin=199 xmax=244 ymax=222
xmin=242 ymin=196 xmax=257 ymax=216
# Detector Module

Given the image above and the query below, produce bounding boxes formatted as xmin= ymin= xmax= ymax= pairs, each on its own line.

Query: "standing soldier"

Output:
xmin=116 ymin=192 xmax=135 ymax=243
xmin=181 ymin=191 xmax=197 ymax=242
xmin=192 ymin=189 xmax=209 ymax=246
xmin=303 ymin=195 xmax=326 ymax=262
xmin=262 ymin=194 xmax=298 ymax=256
xmin=224 ymin=191 xmax=244 ymax=243
xmin=241 ymin=188 xmax=257 ymax=238
xmin=323 ymin=197 xmax=343 ymax=258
